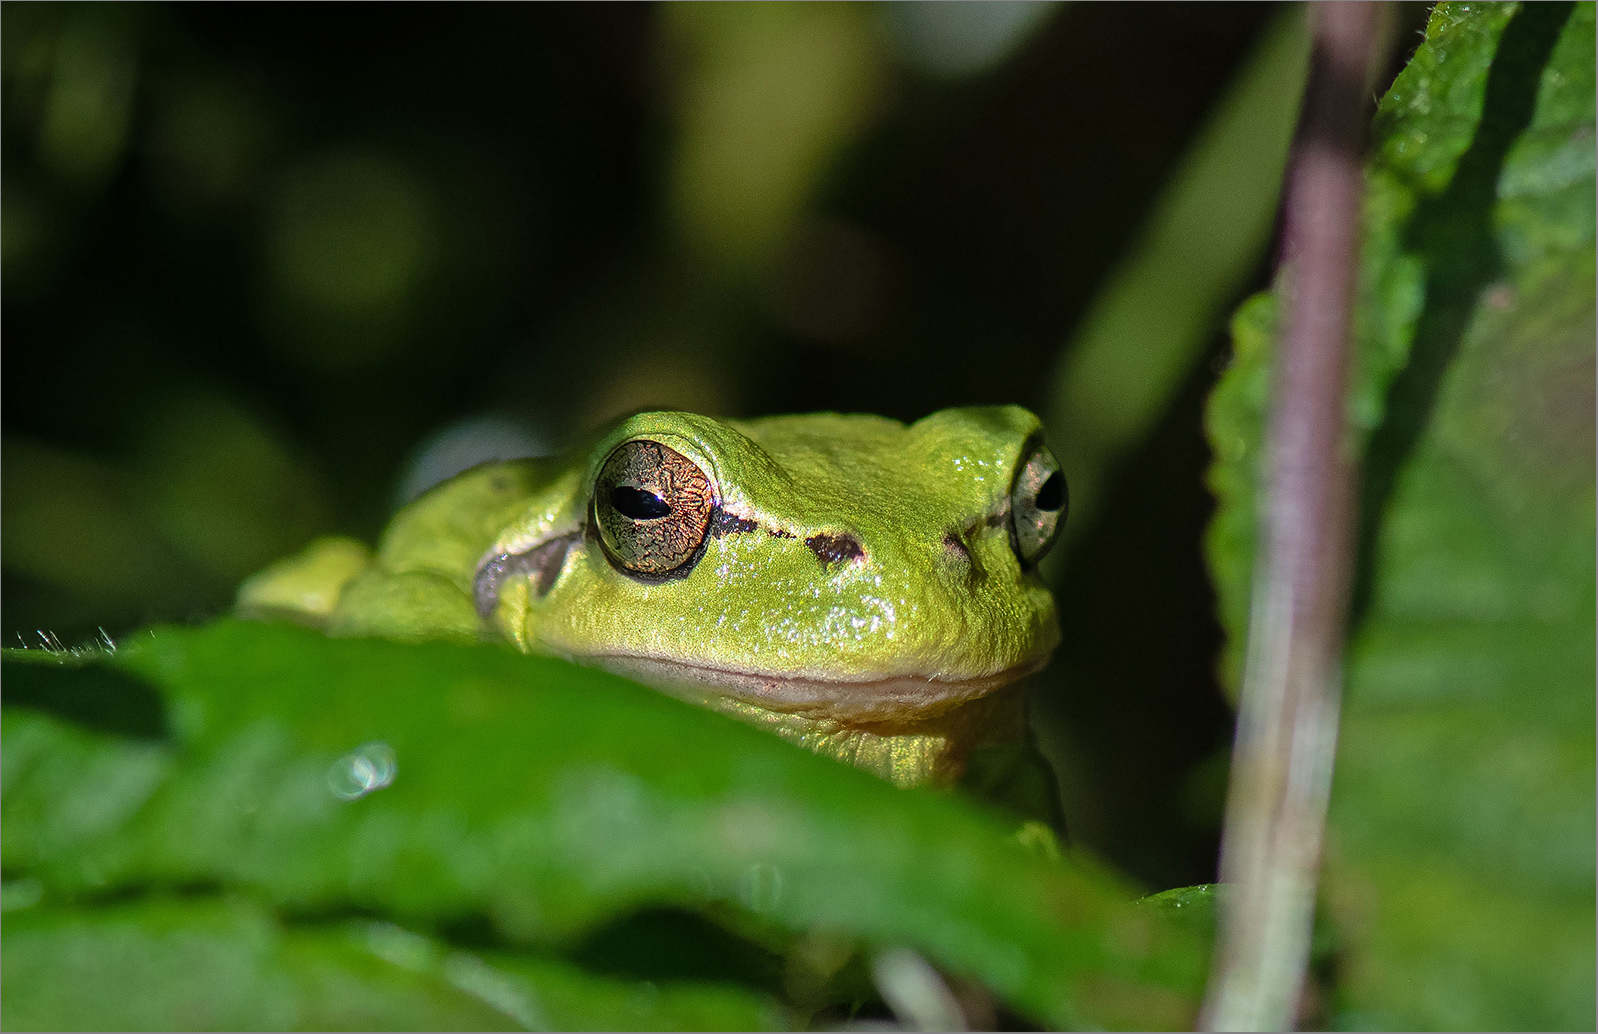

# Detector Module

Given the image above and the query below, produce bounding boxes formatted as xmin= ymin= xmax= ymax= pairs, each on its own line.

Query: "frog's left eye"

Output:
xmin=1010 ymin=443 xmax=1067 ymax=567
xmin=593 ymin=439 xmax=716 ymax=579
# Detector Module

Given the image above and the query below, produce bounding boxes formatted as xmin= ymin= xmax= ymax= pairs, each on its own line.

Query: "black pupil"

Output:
xmin=612 ymin=485 xmax=672 ymax=520
xmin=1034 ymin=470 xmax=1066 ymax=512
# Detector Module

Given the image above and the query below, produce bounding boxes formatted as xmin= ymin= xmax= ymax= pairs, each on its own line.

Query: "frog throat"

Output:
xmin=588 ymin=653 xmax=1048 ymax=724
xmin=704 ymin=684 xmax=1029 ymax=787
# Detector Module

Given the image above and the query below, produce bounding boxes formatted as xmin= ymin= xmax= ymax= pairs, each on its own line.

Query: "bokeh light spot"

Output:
xmin=262 ymin=150 xmax=439 ymax=368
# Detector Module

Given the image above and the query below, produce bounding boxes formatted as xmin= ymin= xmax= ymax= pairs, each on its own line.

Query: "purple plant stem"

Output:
xmin=1201 ymin=3 xmax=1379 ymax=1030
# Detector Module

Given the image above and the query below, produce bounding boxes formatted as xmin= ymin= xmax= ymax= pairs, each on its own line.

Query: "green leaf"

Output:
xmin=1202 ymin=289 xmax=1279 ymax=694
xmin=2 ymin=620 xmax=1206 ymax=1029
xmin=2 ymin=895 xmax=787 ymax=1031
xmin=1138 ymin=884 xmax=1219 ymax=947
xmin=1204 ymin=2 xmax=1596 ymax=1028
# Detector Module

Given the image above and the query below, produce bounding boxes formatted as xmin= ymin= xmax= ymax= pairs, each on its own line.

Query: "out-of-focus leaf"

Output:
xmin=35 ymin=5 xmax=140 ymax=191
xmin=1139 ymin=884 xmax=1217 ymax=919
xmin=1202 ymin=291 xmax=1275 ymax=693
xmin=880 ymin=0 xmax=1060 ymax=80
xmin=1050 ymin=6 xmax=1309 ymax=546
xmin=1204 ymin=2 xmax=1596 ymax=1029
xmin=1137 ymin=884 xmax=1218 ymax=952
xmin=138 ymin=393 xmax=333 ymax=582
xmin=663 ymin=2 xmax=883 ymax=278
xmin=1 ymin=708 xmax=172 ymax=874
xmin=259 ymin=150 xmax=443 ymax=371
xmin=1 ymin=438 xmax=179 ymax=606
xmin=2 ymin=620 xmax=1207 ymax=1030
xmin=1 ymin=895 xmax=787 ymax=1031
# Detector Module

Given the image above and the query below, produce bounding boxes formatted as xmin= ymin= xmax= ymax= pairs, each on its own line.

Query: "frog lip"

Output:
xmin=587 ymin=653 xmax=1049 ymax=723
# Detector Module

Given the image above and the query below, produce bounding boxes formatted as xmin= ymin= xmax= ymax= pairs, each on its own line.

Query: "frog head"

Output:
xmin=477 ymin=406 xmax=1066 ymax=727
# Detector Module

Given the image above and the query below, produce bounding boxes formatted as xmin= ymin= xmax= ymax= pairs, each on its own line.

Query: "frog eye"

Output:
xmin=1010 ymin=443 xmax=1067 ymax=566
xmin=593 ymin=438 xmax=716 ymax=578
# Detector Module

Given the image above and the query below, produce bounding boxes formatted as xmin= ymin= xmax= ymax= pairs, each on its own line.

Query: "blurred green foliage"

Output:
xmin=1206 ymin=2 xmax=1595 ymax=1028
xmin=5 ymin=896 xmax=790 ymax=1031
xmin=6 ymin=894 xmax=792 ymax=1034
xmin=663 ymin=2 xmax=881 ymax=278
xmin=7 ymin=2 xmax=1590 ymax=1030
xmin=3 ymin=620 xmax=1208 ymax=1029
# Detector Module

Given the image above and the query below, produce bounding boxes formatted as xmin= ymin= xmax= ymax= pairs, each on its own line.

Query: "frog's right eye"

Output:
xmin=592 ymin=439 xmax=716 ymax=579
xmin=1009 ymin=442 xmax=1067 ymax=567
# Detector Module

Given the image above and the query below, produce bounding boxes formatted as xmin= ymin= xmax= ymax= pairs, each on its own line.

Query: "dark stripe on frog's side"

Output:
xmin=708 ymin=509 xmax=759 ymax=536
xmin=474 ymin=531 xmax=582 ymax=619
xmin=474 ymin=504 xmax=769 ymax=618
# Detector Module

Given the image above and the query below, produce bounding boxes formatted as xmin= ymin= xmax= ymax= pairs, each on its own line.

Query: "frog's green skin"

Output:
xmin=239 ymin=407 xmax=1066 ymax=789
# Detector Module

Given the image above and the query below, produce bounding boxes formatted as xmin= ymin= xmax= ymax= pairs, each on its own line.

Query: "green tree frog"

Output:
xmin=238 ymin=407 xmax=1067 ymax=791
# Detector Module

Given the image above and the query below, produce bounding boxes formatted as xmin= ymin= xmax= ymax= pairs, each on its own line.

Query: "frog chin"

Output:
xmin=585 ymin=653 xmax=1049 ymax=724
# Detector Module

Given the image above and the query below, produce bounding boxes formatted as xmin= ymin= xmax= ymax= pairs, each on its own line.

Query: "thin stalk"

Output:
xmin=1200 ymin=3 xmax=1380 ymax=1030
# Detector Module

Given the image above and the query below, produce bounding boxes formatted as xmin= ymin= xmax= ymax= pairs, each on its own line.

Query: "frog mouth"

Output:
xmin=587 ymin=653 xmax=1049 ymax=723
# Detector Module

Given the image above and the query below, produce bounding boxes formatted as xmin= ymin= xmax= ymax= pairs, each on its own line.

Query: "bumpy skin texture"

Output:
xmin=239 ymin=408 xmax=1063 ymax=788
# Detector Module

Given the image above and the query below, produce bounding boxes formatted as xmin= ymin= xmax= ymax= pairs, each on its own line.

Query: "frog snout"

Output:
xmin=937 ymin=526 xmax=991 ymax=585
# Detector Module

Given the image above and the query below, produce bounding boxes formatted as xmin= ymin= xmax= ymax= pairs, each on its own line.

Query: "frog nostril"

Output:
xmin=806 ymin=532 xmax=864 ymax=567
xmin=941 ymin=529 xmax=985 ymax=582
